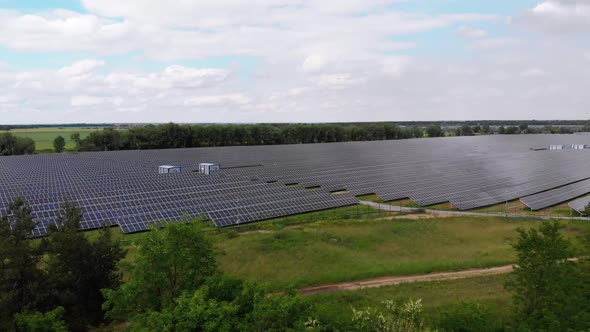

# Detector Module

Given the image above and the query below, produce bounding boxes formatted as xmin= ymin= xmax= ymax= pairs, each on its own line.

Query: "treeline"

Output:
xmin=401 ymin=120 xmax=590 ymax=127
xmin=74 ymin=123 xmax=426 ymax=151
xmin=71 ymin=122 xmax=589 ymax=153
xmin=0 ymin=133 xmax=36 ymax=155
xmin=0 ymin=124 xmax=113 ymax=131
xmin=450 ymin=123 xmax=580 ymax=136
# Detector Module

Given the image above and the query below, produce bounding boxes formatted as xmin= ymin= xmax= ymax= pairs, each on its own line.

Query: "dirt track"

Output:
xmin=299 ymin=264 xmax=514 ymax=296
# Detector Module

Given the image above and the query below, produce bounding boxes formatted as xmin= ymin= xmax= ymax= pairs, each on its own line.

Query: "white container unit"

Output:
xmin=159 ymin=165 xmax=182 ymax=174
xmin=199 ymin=163 xmax=221 ymax=175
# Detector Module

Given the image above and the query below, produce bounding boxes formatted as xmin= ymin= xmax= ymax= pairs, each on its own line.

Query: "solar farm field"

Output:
xmin=0 ymin=127 xmax=95 ymax=151
xmin=1 ymin=134 xmax=590 ymax=237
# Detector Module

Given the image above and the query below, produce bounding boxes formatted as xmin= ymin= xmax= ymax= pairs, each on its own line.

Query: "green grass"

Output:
xmin=213 ymin=215 xmax=590 ymax=290
xmin=356 ymin=194 xmax=384 ymax=203
xmin=0 ymin=127 xmax=97 ymax=151
xmin=309 ymin=274 xmax=512 ymax=330
xmin=81 ymin=209 xmax=590 ymax=292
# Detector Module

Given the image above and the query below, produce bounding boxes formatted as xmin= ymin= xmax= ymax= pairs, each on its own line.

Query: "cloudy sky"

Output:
xmin=0 ymin=0 xmax=589 ymax=124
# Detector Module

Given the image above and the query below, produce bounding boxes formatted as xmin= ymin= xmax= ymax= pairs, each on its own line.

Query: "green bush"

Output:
xmin=15 ymin=307 xmax=68 ymax=332
xmin=435 ymin=301 xmax=503 ymax=332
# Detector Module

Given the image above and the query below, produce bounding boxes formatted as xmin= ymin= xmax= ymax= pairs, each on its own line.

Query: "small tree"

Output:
xmin=103 ymin=221 xmax=217 ymax=321
xmin=70 ymin=133 xmax=81 ymax=152
xmin=583 ymin=202 xmax=590 ymax=216
xmin=506 ymin=221 xmax=589 ymax=331
xmin=53 ymin=136 xmax=66 ymax=153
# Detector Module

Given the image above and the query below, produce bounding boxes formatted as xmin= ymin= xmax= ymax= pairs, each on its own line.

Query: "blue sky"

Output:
xmin=0 ymin=0 xmax=588 ymax=123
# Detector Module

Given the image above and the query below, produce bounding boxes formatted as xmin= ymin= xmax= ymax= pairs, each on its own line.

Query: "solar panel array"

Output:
xmin=569 ymin=196 xmax=590 ymax=215
xmin=520 ymin=179 xmax=590 ymax=210
xmin=1 ymin=134 xmax=589 ymax=236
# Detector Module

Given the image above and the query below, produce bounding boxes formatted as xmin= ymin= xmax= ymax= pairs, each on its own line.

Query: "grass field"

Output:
xmin=309 ymin=274 xmax=511 ymax=330
xmin=213 ymin=215 xmax=589 ymax=290
xmin=81 ymin=207 xmax=590 ymax=292
xmin=0 ymin=127 xmax=97 ymax=151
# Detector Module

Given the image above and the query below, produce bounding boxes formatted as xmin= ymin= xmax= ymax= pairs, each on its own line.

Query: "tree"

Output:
xmin=104 ymin=223 xmax=313 ymax=331
xmin=426 ymin=125 xmax=444 ymax=138
xmin=455 ymin=125 xmax=474 ymax=137
xmin=15 ymin=307 xmax=68 ymax=332
xmin=70 ymin=133 xmax=81 ymax=152
xmin=15 ymin=137 xmax=36 ymax=155
xmin=0 ymin=197 xmax=45 ymax=330
xmin=506 ymin=221 xmax=590 ymax=331
xmin=43 ymin=201 xmax=125 ymax=330
xmin=129 ymin=277 xmax=312 ymax=332
xmin=505 ymin=126 xmax=519 ymax=135
xmin=519 ymin=123 xmax=529 ymax=133
xmin=498 ymin=126 xmax=505 ymax=134
xmin=103 ymin=221 xmax=217 ymax=321
xmin=53 ymin=136 xmax=66 ymax=153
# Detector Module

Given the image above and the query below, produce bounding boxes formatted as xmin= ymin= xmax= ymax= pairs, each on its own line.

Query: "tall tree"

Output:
xmin=53 ymin=136 xmax=66 ymax=153
xmin=426 ymin=125 xmax=444 ymax=138
xmin=506 ymin=221 xmax=590 ymax=331
xmin=103 ymin=221 xmax=217 ymax=321
xmin=0 ymin=197 xmax=44 ymax=330
xmin=43 ymin=201 xmax=125 ymax=330
xmin=70 ymin=133 xmax=81 ymax=152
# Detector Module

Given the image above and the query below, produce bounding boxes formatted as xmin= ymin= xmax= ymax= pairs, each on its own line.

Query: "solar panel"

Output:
xmin=1 ymin=134 xmax=590 ymax=236
xmin=568 ymin=196 xmax=590 ymax=215
xmin=520 ymin=179 xmax=590 ymax=210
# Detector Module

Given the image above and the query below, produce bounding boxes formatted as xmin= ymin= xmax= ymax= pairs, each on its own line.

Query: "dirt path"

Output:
xmin=299 ymin=264 xmax=514 ymax=296
xmin=299 ymin=258 xmax=582 ymax=296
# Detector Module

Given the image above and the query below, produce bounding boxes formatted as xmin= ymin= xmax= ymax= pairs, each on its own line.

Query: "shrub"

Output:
xmin=435 ymin=301 xmax=503 ymax=332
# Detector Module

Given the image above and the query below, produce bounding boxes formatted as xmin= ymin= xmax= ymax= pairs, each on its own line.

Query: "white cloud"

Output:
xmin=58 ymin=59 xmax=105 ymax=77
xmin=520 ymin=68 xmax=547 ymax=77
xmin=381 ymin=56 xmax=411 ymax=77
xmin=70 ymin=95 xmax=104 ymax=107
xmin=517 ymin=0 xmax=590 ymax=33
xmin=457 ymin=26 xmax=487 ymax=38
xmin=471 ymin=37 xmax=518 ymax=49
xmin=0 ymin=2 xmax=589 ymax=123
xmin=531 ymin=1 xmax=590 ymax=18
xmin=302 ymin=55 xmax=326 ymax=74
xmin=184 ymin=94 xmax=250 ymax=107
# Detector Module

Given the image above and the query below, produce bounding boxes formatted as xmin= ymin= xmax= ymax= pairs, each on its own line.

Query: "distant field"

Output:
xmin=0 ymin=127 xmax=97 ymax=151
